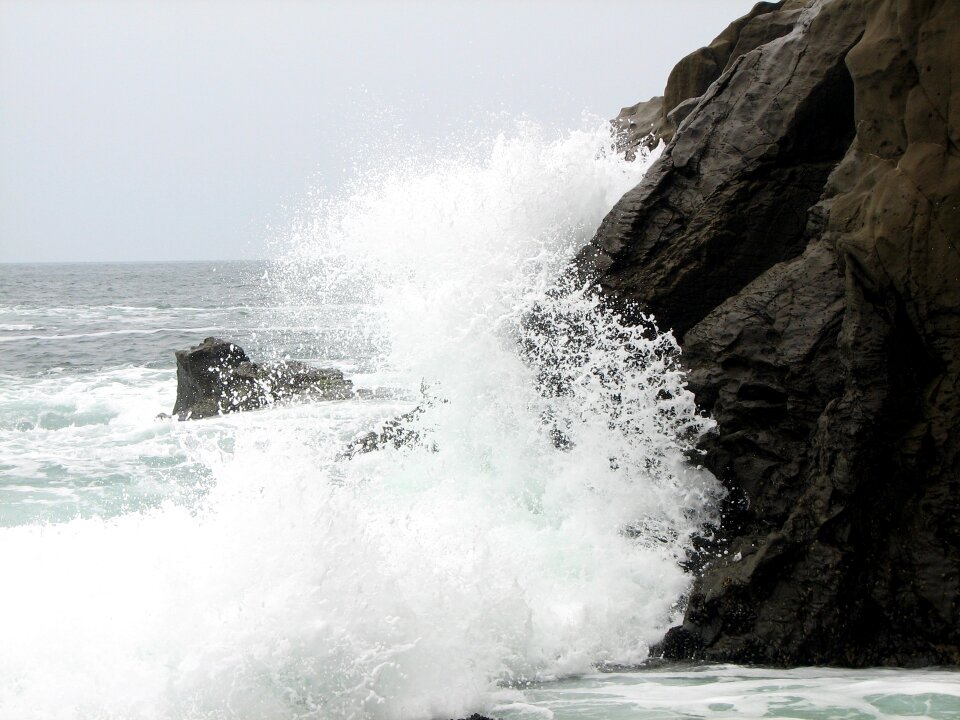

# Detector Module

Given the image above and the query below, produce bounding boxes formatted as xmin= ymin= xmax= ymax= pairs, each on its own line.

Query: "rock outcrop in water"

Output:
xmin=173 ymin=337 xmax=353 ymax=420
xmin=580 ymin=0 xmax=960 ymax=666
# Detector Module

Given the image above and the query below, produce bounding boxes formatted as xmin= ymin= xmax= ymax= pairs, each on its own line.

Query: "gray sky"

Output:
xmin=0 ymin=1 xmax=758 ymax=263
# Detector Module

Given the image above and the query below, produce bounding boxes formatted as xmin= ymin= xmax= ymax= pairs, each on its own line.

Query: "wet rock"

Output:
xmin=340 ymin=400 xmax=441 ymax=458
xmin=581 ymin=0 xmax=960 ymax=666
xmin=172 ymin=337 xmax=353 ymax=420
xmin=341 ymin=414 xmax=423 ymax=458
xmin=659 ymin=0 xmax=801 ymax=142
xmin=610 ymin=0 xmax=804 ymax=165
xmin=579 ymin=0 xmax=861 ymax=339
xmin=612 ymin=96 xmax=664 ymax=159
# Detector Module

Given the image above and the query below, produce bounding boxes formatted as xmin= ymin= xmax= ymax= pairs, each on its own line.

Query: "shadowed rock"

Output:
xmin=173 ymin=337 xmax=353 ymax=420
xmin=612 ymin=1 xmax=803 ymax=156
xmin=612 ymin=96 xmax=664 ymax=159
xmin=340 ymin=409 xmax=425 ymax=458
xmin=581 ymin=0 xmax=960 ymax=666
xmin=659 ymin=0 xmax=801 ymax=142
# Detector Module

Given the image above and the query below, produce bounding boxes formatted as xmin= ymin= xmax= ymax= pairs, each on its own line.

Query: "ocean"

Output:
xmin=1 ymin=125 xmax=957 ymax=719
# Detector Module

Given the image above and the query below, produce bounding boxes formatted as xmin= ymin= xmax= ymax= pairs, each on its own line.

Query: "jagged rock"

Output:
xmin=579 ymin=0 xmax=861 ymax=339
xmin=580 ymin=0 xmax=960 ymax=666
xmin=659 ymin=0 xmax=802 ymax=142
xmin=610 ymin=0 xmax=806 ymax=164
xmin=612 ymin=96 xmax=664 ymax=159
xmin=172 ymin=337 xmax=353 ymax=420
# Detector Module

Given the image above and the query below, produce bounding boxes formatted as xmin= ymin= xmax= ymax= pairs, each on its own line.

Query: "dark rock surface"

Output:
xmin=612 ymin=96 xmax=664 ymax=159
xmin=173 ymin=337 xmax=353 ymax=419
xmin=612 ymin=1 xmax=803 ymax=154
xmin=660 ymin=0 xmax=800 ymax=142
xmin=579 ymin=0 xmax=960 ymax=666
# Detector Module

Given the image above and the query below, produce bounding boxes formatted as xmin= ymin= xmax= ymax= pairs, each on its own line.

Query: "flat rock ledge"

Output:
xmin=172 ymin=337 xmax=353 ymax=420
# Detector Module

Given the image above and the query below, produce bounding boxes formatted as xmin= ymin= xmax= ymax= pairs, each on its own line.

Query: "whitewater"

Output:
xmin=0 ymin=123 xmax=957 ymax=720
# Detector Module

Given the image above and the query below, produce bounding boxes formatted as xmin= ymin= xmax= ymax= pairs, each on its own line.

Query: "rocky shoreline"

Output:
xmin=581 ymin=0 xmax=959 ymax=666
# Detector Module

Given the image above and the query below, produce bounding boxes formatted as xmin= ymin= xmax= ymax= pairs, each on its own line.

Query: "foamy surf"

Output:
xmin=0 ymin=121 xmax=769 ymax=719
xmin=492 ymin=666 xmax=960 ymax=719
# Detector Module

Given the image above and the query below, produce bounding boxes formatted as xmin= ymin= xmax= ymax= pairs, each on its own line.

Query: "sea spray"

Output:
xmin=0 ymin=122 xmax=722 ymax=719
xmin=265 ymin=121 xmax=722 ymax=710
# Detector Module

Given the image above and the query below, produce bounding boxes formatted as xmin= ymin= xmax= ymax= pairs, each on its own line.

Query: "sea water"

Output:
xmin=0 ymin=123 xmax=957 ymax=719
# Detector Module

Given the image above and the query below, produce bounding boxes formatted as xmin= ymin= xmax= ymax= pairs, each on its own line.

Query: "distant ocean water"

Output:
xmin=1 ymin=125 xmax=958 ymax=720
xmin=0 ymin=260 xmax=378 ymax=526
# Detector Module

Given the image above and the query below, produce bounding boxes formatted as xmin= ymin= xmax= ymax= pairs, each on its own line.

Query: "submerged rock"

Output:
xmin=341 ymin=414 xmax=423 ymax=458
xmin=580 ymin=0 xmax=960 ymax=666
xmin=172 ymin=337 xmax=353 ymax=420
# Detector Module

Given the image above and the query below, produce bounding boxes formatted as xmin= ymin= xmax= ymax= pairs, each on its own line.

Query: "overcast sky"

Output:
xmin=0 ymin=0 xmax=758 ymax=263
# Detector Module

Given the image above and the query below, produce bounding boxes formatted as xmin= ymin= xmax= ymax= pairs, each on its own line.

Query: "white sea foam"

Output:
xmin=0 ymin=122 xmax=727 ymax=719
xmin=493 ymin=666 xmax=960 ymax=719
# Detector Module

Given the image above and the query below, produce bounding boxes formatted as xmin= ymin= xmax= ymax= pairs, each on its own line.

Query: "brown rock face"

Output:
xmin=611 ymin=0 xmax=805 ymax=155
xmin=578 ymin=0 xmax=960 ymax=666
xmin=660 ymin=0 xmax=802 ymax=142
xmin=612 ymin=96 xmax=664 ymax=159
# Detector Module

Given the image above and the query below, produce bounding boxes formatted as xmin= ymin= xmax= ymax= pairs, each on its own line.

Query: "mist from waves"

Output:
xmin=0 ymin=122 xmax=723 ymax=720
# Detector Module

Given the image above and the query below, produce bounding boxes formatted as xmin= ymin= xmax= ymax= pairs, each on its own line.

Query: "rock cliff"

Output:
xmin=579 ymin=0 xmax=960 ymax=665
